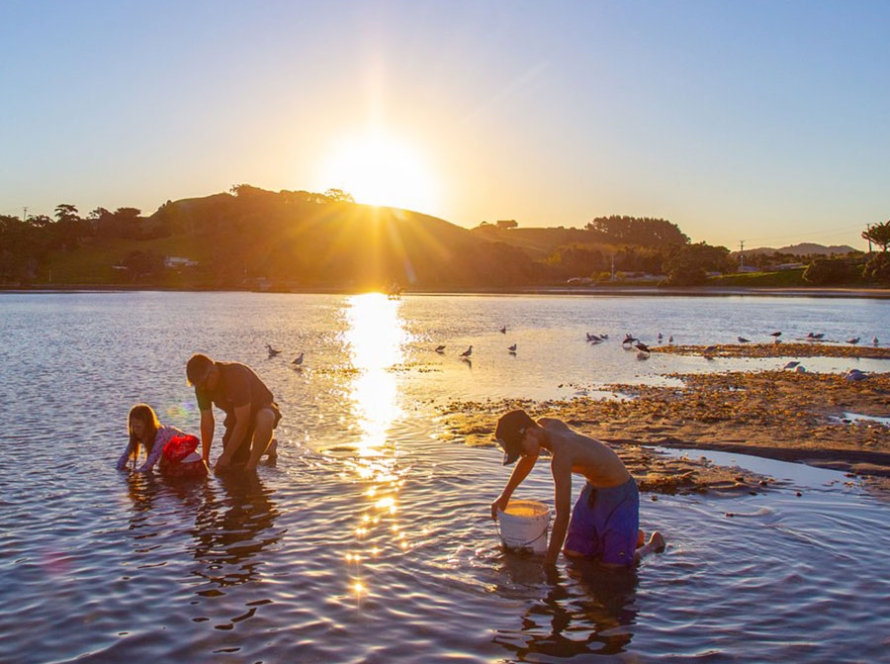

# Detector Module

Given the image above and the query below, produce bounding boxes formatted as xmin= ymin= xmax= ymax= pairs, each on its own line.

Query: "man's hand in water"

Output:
xmin=214 ymin=455 xmax=230 ymax=473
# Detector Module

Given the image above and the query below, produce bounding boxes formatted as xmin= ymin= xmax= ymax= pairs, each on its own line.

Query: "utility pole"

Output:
xmin=22 ymin=206 xmax=28 ymax=221
xmin=739 ymin=240 xmax=745 ymax=269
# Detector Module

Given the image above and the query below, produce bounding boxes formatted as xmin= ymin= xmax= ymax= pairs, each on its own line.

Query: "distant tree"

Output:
xmin=862 ymin=221 xmax=890 ymax=252
xmin=54 ymin=204 xmax=80 ymax=223
xmin=324 ymin=188 xmax=355 ymax=203
xmin=496 ymin=219 xmax=518 ymax=230
xmin=543 ymin=244 xmax=605 ymax=279
xmin=862 ymin=253 xmax=890 ymax=284
xmin=803 ymin=258 xmax=858 ymax=285
xmin=586 ymin=215 xmax=689 ymax=247
xmin=662 ymin=242 xmax=731 ymax=286
xmin=230 ymin=184 xmax=274 ymax=198
xmin=87 ymin=207 xmax=111 ymax=220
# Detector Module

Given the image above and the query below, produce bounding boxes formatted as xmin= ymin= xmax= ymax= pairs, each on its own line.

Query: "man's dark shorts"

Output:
xmin=563 ymin=477 xmax=639 ymax=567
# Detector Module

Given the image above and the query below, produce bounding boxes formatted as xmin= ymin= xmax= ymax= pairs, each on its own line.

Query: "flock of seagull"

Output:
xmin=265 ymin=325 xmax=879 ymax=379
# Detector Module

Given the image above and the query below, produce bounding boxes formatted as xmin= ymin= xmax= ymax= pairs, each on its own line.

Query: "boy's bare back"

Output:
xmin=538 ymin=417 xmax=631 ymax=488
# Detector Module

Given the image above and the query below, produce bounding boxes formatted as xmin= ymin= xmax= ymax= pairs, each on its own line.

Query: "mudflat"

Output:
xmin=440 ymin=344 xmax=890 ymax=497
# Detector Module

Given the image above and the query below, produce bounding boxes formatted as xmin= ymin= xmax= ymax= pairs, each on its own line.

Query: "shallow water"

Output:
xmin=1 ymin=291 xmax=889 ymax=663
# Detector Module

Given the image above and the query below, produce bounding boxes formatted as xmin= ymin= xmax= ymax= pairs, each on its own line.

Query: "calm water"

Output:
xmin=1 ymin=291 xmax=889 ymax=663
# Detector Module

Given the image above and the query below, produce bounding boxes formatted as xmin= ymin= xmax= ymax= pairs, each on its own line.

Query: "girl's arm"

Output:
xmin=137 ymin=426 xmax=183 ymax=472
xmin=116 ymin=441 xmax=135 ymax=471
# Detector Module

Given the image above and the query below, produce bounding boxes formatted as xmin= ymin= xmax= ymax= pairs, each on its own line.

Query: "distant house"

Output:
xmin=165 ymin=256 xmax=198 ymax=268
xmin=775 ymin=263 xmax=806 ymax=271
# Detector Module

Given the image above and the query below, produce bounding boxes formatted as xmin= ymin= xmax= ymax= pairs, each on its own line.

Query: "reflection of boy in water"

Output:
xmin=186 ymin=353 xmax=281 ymax=473
xmin=491 ymin=409 xmax=664 ymax=568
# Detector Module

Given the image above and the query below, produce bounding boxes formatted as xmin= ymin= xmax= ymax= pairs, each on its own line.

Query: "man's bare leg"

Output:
xmin=245 ymin=408 xmax=276 ymax=471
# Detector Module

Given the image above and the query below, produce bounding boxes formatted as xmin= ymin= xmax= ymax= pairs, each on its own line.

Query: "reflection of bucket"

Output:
xmin=497 ymin=499 xmax=550 ymax=554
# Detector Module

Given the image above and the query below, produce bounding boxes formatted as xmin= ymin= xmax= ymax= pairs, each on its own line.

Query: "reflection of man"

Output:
xmin=191 ymin=473 xmax=282 ymax=588
xmin=186 ymin=352 xmax=281 ymax=472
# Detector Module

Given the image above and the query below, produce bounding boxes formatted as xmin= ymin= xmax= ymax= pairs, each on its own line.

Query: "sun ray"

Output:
xmin=318 ymin=130 xmax=438 ymax=213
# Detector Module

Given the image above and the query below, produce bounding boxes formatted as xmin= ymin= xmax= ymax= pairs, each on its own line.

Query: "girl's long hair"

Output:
xmin=128 ymin=403 xmax=161 ymax=466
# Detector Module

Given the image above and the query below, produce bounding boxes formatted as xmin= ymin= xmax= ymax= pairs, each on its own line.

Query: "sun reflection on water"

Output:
xmin=340 ymin=293 xmax=411 ymax=599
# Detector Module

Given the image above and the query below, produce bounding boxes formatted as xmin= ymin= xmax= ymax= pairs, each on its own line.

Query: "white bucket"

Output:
xmin=497 ymin=499 xmax=550 ymax=554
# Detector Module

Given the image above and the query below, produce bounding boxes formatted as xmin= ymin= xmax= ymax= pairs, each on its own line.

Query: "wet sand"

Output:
xmin=439 ymin=343 xmax=890 ymax=496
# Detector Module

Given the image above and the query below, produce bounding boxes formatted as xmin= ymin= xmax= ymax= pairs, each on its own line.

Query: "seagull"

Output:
xmin=267 ymin=343 xmax=282 ymax=358
xmin=807 ymin=332 xmax=824 ymax=340
xmin=435 ymin=345 xmax=446 ymax=354
xmin=586 ymin=332 xmax=601 ymax=343
xmin=657 ymin=332 xmax=663 ymax=342
xmin=769 ymin=331 xmax=782 ymax=339
xmin=845 ymin=368 xmax=868 ymax=381
xmin=847 ymin=337 xmax=860 ymax=345
xmin=795 ymin=365 xmax=807 ymax=373
xmin=460 ymin=345 xmax=473 ymax=358
xmin=738 ymin=336 xmax=750 ymax=343
xmin=783 ymin=361 xmax=800 ymax=370
xmin=292 ymin=352 xmax=304 ymax=366
xmin=622 ymin=333 xmax=638 ymax=347
xmin=508 ymin=344 xmax=517 ymax=353
xmin=635 ymin=341 xmax=651 ymax=354
xmin=500 ymin=326 xmax=507 ymax=334
xmin=873 ymin=336 xmax=880 ymax=347
xmin=668 ymin=335 xmax=674 ymax=344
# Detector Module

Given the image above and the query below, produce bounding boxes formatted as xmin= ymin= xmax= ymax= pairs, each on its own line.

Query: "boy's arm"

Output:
xmin=491 ymin=452 xmax=538 ymax=519
xmin=545 ymin=457 xmax=573 ymax=565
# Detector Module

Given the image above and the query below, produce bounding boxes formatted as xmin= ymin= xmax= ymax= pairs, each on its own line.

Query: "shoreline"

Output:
xmin=3 ymin=284 xmax=890 ymax=299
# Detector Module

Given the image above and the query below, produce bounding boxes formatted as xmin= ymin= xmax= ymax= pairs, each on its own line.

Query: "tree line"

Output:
xmin=2 ymin=187 xmax=887 ymax=288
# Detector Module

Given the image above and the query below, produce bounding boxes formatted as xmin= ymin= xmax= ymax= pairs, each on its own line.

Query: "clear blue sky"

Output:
xmin=2 ymin=0 xmax=888 ymax=250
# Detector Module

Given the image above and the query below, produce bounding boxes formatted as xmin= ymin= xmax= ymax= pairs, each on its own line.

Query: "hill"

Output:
xmin=140 ymin=188 xmax=538 ymax=289
xmin=737 ymin=242 xmax=858 ymax=257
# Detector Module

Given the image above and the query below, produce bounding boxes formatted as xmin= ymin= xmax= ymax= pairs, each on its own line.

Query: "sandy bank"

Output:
xmin=439 ymin=366 xmax=890 ymax=498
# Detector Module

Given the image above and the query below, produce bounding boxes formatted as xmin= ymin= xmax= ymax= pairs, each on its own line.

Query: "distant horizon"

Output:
xmin=3 ymin=1 xmax=886 ymax=252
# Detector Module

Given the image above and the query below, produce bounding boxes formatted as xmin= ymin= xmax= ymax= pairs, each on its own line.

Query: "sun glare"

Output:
xmin=319 ymin=131 xmax=438 ymax=213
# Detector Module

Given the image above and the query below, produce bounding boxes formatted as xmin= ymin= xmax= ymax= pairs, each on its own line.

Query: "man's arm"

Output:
xmin=214 ymin=402 xmax=251 ymax=471
xmin=491 ymin=451 xmax=538 ymax=519
xmin=545 ymin=457 xmax=573 ymax=565
xmin=200 ymin=408 xmax=215 ymax=464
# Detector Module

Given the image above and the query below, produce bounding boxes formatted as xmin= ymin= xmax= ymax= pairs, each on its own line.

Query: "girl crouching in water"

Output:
xmin=116 ymin=404 xmax=207 ymax=478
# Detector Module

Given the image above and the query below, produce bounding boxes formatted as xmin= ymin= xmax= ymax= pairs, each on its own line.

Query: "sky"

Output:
xmin=2 ymin=0 xmax=888 ymax=251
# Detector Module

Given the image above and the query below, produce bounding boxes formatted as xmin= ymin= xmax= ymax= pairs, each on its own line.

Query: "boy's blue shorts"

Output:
xmin=563 ymin=478 xmax=639 ymax=567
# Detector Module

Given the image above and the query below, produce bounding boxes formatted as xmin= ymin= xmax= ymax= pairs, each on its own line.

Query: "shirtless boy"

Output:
xmin=491 ymin=409 xmax=664 ymax=567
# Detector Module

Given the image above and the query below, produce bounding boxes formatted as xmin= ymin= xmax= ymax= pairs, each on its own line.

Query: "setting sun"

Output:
xmin=318 ymin=131 xmax=438 ymax=213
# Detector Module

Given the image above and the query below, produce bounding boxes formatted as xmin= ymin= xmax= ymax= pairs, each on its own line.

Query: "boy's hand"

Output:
xmin=490 ymin=496 xmax=509 ymax=520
